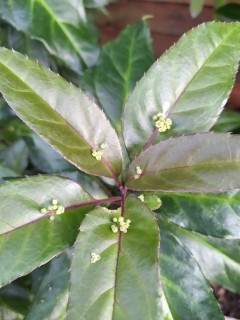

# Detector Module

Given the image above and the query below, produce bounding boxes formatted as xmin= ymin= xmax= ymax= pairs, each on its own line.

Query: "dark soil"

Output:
xmin=212 ymin=284 xmax=240 ymax=319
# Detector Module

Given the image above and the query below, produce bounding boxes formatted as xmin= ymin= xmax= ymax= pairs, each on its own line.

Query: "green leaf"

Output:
xmin=0 ymin=48 xmax=123 ymax=180
xmin=25 ymin=251 xmax=71 ymax=320
xmin=0 ymin=0 xmax=99 ymax=73
xmin=159 ymin=218 xmax=240 ymax=294
xmin=139 ymin=193 xmax=162 ymax=211
xmin=0 ymin=139 xmax=29 ymax=174
xmin=217 ymin=4 xmax=240 ymax=21
xmin=190 ymin=0 xmax=204 ymax=18
xmin=67 ymin=196 xmax=161 ymax=320
xmin=123 ymin=22 xmax=240 ymax=159
xmin=211 ymin=110 xmax=240 ymax=132
xmin=7 ymin=26 xmax=49 ymax=67
xmin=0 ymin=175 xmax=94 ymax=286
xmin=25 ymin=134 xmax=74 ymax=173
xmin=0 ymin=282 xmax=31 ymax=316
xmin=0 ymin=175 xmax=94 ymax=235
xmin=83 ymin=0 xmax=114 ymax=8
xmin=60 ymin=171 xmax=108 ymax=200
xmin=82 ymin=20 xmax=154 ymax=130
xmin=126 ymin=133 xmax=240 ymax=193
xmin=0 ymin=165 xmax=19 ymax=179
xmin=0 ymin=305 xmax=24 ymax=320
xmin=160 ymin=230 xmax=224 ymax=320
xmin=156 ymin=190 xmax=240 ymax=238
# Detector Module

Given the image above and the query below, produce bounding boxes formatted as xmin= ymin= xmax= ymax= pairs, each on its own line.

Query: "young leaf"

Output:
xmin=25 ymin=251 xmax=71 ymax=320
xmin=0 ymin=48 xmax=123 ymax=180
xmin=126 ymin=133 xmax=240 ymax=193
xmin=160 ymin=217 xmax=240 ymax=294
xmin=211 ymin=110 xmax=240 ymax=132
xmin=190 ymin=0 xmax=204 ymax=18
xmin=160 ymin=231 xmax=224 ymax=320
xmin=0 ymin=0 xmax=99 ymax=73
xmin=123 ymin=22 xmax=240 ymax=159
xmin=82 ymin=20 xmax=154 ymax=130
xmin=156 ymin=190 xmax=240 ymax=238
xmin=0 ymin=175 xmax=94 ymax=286
xmin=67 ymin=196 xmax=161 ymax=320
xmin=139 ymin=193 xmax=162 ymax=211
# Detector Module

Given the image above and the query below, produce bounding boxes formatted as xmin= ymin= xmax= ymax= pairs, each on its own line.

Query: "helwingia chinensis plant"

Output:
xmin=0 ymin=20 xmax=240 ymax=319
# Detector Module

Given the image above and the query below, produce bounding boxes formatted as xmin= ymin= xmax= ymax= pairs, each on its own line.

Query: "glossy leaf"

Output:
xmin=25 ymin=134 xmax=74 ymax=173
xmin=7 ymin=26 xmax=49 ymax=67
xmin=160 ymin=218 xmax=240 ymax=294
xmin=123 ymin=22 xmax=240 ymax=159
xmin=67 ymin=196 xmax=161 ymax=320
xmin=60 ymin=171 xmax=108 ymax=200
xmin=160 ymin=230 xmax=224 ymax=320
xmin=0 ymin=0 xmax=99 ymax=73
xmin=0 ymin=175 xmax=94 ymax=286
xmin=0 ymin=139 xmax=29 ymax=174
xmin=82 ymin=20 xmax=154 ymax=129
xmin=211 ymin=110 xmax=240 ymax=132
xmin=25 ymin=251 xmax=71 ymax=320
xmin=190 ymin=0 xmax=204 ymax=18
xmin=126 ymin=133 xmax=240 ymax=193
xmin=0 ymin=48 xmax=123 ymax=179
xmin=217 ymin=4 xmax=240 ymax=21
xmin=156 ymin=190 xmax=240 ymax=238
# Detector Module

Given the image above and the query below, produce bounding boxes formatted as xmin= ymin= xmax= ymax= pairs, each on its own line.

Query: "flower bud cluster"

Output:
xmin=111 ymin=217 xmax=131 ymax=234
xmin=153 ymin=112 xmax=172 ymax=133
xmin=92 ymin=143 xmax=106 ymax=161
xmin=134 ymin=166 xmax=142 ymax=180
xmin=91 ymin=253 xmax=101 ymax=263
xmin=40 ymin=199 xmax=65 ymax=221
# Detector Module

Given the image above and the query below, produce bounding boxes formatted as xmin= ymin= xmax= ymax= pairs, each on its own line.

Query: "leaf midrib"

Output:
xmin=0 ymin=58 xmax=117 ymax=180
xmin=32 ymin=0 xmax=85 ymax=63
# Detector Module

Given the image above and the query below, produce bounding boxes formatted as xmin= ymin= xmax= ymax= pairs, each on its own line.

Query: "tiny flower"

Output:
xmin=111 ymin=225 xmax=118 ymax=233
xmin=40 ymin=208 xmax=47 ymax=214
xmin=52 ymin=204 xmax=58 ymax=210
xmin=91 ymin=253 xmax=101 ymax=263
xmin=134 ymin=174 xmax=140 ymax=180
xmin=50 ymin=216 xmax=55 ymax=221
xmin=52 ymin=199 xmax=58 ymax=205
xmin=113 ymin=217 xmax=118 ymax=222
xmin=100 ymin=143 xmax=106 ymax=149
xmin=48 ymin=205 xmax=53 ymax=211
xmin=136 ymin=166 xmax=142 ymax=175
xmin=138 ymin=194 xmax=145 ymax=202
